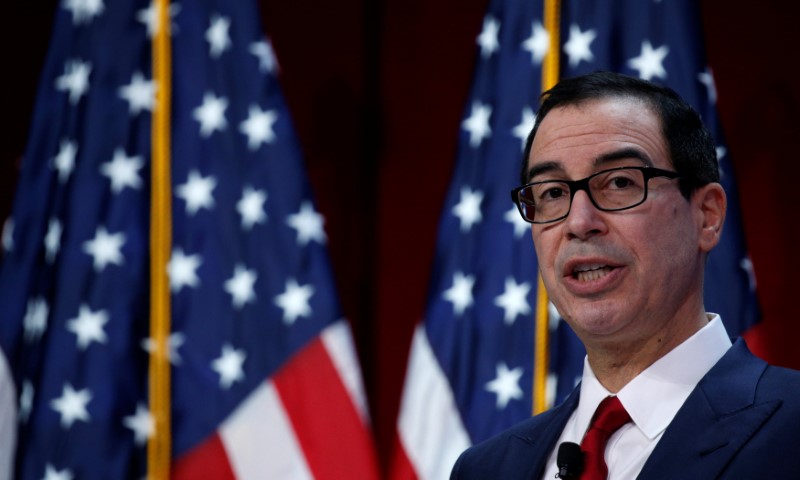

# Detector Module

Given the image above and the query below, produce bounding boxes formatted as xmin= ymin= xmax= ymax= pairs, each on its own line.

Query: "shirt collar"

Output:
xmin=576 ymin=314 xmax=731 ymax=439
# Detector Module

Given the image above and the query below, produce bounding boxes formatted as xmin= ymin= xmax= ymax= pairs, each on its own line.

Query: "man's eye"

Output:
xmin=539 ymin=186 xmax=567 ymax=200
xmin=610 ymin=177 xmax=634 ymax=189
xmin=601 ymin=173 xmax=642 ymax=190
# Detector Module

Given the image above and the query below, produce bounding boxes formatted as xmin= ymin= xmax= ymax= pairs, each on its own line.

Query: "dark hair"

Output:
xmin=521 ymin=71 xmax=719 ymax=198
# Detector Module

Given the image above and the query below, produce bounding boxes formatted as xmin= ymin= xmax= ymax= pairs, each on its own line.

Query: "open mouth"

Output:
xmin=572 ymin=265 xmax=615 ymax=282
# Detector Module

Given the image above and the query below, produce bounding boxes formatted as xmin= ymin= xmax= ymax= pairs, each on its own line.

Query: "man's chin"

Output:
xmin=559 ymin=304 xmax=628 ymax=338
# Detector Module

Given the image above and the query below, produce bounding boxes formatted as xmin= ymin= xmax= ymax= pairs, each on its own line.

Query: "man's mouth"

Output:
xmin=572 ymin=264 xmax=615 ymax=282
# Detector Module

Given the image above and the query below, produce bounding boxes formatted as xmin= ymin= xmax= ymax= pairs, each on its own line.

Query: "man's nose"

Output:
xmin=563 ymin=190 xmax=607 ymax=240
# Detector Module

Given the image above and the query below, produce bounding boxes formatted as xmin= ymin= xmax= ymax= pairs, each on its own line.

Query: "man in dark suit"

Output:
xmin=451 ymin=72 xmax=800 ymax=479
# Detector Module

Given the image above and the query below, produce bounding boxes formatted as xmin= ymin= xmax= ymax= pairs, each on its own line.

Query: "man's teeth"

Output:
xmin=573 ymin=266 xmax=612 ymax=281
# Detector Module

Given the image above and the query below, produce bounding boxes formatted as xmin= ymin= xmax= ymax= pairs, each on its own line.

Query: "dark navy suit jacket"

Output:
xmin=451 ymin=339 xmax=800 ymax=479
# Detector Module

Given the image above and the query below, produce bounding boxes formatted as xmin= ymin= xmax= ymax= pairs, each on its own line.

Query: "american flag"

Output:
xmin=391 ymin=0 xmax=760 ymax=478
xmin=0 ymin=0 xmax=378 ymax=479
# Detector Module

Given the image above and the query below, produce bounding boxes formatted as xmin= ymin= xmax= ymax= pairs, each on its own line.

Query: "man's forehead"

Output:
xmin=525 ymin=98 xmax=665 ymax=181
xmin=537 ymin=96 xmax=658 ymax=133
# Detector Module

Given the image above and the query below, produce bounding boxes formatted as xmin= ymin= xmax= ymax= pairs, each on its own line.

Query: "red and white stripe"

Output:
xmin=174 ymin=321 xmax=379 ymax=479
xmin=391 ymin=325 xmax=471 ymax=480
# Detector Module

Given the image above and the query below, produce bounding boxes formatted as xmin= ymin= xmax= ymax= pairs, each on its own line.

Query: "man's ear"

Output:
xmin=695 ymin=182 xmax=727 ymax=253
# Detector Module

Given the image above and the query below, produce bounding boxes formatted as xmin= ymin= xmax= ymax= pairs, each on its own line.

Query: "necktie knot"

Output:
xmin=579 ymin=396 xmax=631 ymax=479
xmin=588 ymin=395 xmax=631 ymax=434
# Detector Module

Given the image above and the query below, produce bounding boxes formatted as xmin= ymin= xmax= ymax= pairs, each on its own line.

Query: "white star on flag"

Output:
xmin=563 ymin=24 xmax=596 ymax=67
xmin=237 ymin=187 xmax=268 ymax=230
xmin=522 ymin=21 xmax=549 ymax=65
xmin=274 ymin=279 xmax=315 ymax=325
xmin=442 ymin=271 xmax=475 ymax=316
xmin=137 ymin=1 xmax=181 ymax=38
xmin=44 ymin=218 xmax=63 ymax=263
xmin=62 ymin=0 xmax=105 ymax=25
xmin=1 ymin=219 xmax=12 ymax=252
xmin=176 ymin=170 xmax=217 ymax=215
xmin=716 ymin=146 xmax=727 ymax=178
xmin=211 ymin=344 xmax=246 ymax=389
xmin=548 ymin=301 xmax=561 ymax=330
xmin=224 ymin=264 xmax=257 ymax=309
xmin=452 ymin=186 xmax=484 ymax=232
xmin=193 ymin=92 xmax=229 ymax=137
xmin=118 ymin=71 xmax=155 ymax=115
xmin=50 ymin=383 xmax=92 ymax=428
xmin=546 ymin=372 xmax=559 ymax=408
xmin=494 ymin=277 xmax=532 ymax=325
xmin=462 ymin=101 xmax=492 ymax=148
xmin=100 ymin=148 xmax=144 ymax=193
xmin=123 ymin=403 xmax=155 ymax=446
xmin=627 ymin=40 xmax=669 ymax=81
xmin=54 ymin=59 xmax=91 ymax=105
xmin=82 ymin=226 xmax=126 ymax=271
xmin=23 ymin=297 xmax=49 ymax=342
xmin=53 ymin=139 xmax=78 ymax=183
xmin=698 ymin=67 xmax=717 ymax=104
xmin=67 ymin=304 xmax=109 ymax=350
xmin=250 ymin=39 xmax=279 ymax=74
xmin=19 ymin=381 xmax=34 ymax=423
xmin=240 ymin=105 xmax=278 ymax=150
xmin=485 ymin=362 xmax=524 ymax=409
xmin=167 ymin=248 xmax=202 ymax=292
xmin=512 ymin=106 xmax=536 ymax=152
xmin=206 ymin=14 xmax=231 ymax=58
xmin=136 ymin=1 xmax=158 ymax=37
xmin=740 ymin=256 xmax=757 ymax=292
xmin=141 ymin=332 xmax=186 ymax=366
xmin=477 ymin=16 xmax=501 ymax=59
xmin=43 ymin=464 xmax=74 ymax=480
xmin=504 ymin=206 xmax=530 ymax=239
xmin=286 ymin=201 xmax=326 ymax=245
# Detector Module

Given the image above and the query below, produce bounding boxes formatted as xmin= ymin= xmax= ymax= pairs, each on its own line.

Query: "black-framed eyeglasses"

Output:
xmin=510 ymin=166 xmax=682 ymax=224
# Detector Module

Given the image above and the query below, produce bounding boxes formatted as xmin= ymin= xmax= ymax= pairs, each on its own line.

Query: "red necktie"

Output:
xmin=579 ymin=396 xmax=631 ymax=480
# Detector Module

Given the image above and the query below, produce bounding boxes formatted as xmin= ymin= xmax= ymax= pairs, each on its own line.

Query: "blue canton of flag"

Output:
xmin=393 ymin=1 xmax=758 ymax=478
xmin=0 ymin=1 xmax=378 ymax=479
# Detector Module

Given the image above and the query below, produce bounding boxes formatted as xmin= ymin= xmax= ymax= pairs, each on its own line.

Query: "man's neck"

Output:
xmin=585 ymin=313 xmax=709 ymax=393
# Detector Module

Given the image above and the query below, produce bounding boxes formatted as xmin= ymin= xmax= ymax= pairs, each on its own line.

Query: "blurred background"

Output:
xmin=5 ymin=0 xmax=800 ymax=468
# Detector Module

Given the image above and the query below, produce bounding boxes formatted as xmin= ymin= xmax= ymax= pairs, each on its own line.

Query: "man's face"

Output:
xmin=527 ymin=97 xmax=716 ymax=348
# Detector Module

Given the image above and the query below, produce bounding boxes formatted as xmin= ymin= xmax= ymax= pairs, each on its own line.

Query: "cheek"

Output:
xmin=638 ymin=215 xmax=696 ymax=273
xmin=533 ymin=237 xmax=568 ymax=305
xmin=532 ymin=231 xmax=556 ymax=269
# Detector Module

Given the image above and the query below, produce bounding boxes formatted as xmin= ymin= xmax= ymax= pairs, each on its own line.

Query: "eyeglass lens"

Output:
xmin=518 ymin=168 xmax=649 ymax=223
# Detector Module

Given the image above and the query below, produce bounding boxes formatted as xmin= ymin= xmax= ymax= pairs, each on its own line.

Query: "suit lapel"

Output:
xmin=505 ymin=386 xmax=581 ymax=479
xmin=638 ymin=340 xmax=781 ymax=479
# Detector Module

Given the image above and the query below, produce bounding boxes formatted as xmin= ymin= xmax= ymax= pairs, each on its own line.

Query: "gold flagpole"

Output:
xmin=533 ymin=0 xmax=561 ymax=416
xmin=148 ymin=0 xmax=173 ymax=477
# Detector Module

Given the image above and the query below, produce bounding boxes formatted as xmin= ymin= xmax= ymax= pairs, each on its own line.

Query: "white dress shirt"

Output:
xmin=541 ymin=315 xmax=732 ymax=480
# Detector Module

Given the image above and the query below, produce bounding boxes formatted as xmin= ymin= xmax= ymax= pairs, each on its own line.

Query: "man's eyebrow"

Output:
xmin=525 ymin=148 xmax=656 ymax=183
xmin=595 ymin=148 xmax=654 ymax=167
xmin=525 ymin=162 xmax=562 ymax=183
